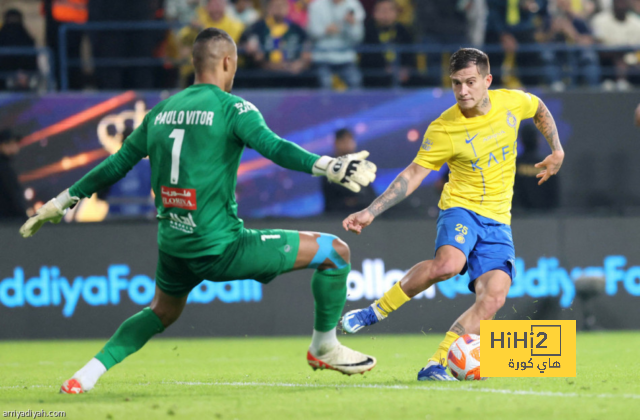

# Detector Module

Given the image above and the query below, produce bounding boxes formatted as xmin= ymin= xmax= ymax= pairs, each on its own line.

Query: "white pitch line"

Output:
xmin=3 ymin=382 xmax=638 ymax=401
xmin=164 ymin=381 xmax=640 ymax=400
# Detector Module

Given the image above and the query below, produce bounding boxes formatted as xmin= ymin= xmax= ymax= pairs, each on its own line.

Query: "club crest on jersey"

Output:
xmin=506 ymin=111 xmax=517 ymax=128
xmin=455 ymin=234 xmax=466 ymax=244
xmin=161 ymin=186 xmax=197 ymax=210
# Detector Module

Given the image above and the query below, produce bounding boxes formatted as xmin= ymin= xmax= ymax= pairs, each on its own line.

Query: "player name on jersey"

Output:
xmin=154 ymin=110 xmax=214 ymax=126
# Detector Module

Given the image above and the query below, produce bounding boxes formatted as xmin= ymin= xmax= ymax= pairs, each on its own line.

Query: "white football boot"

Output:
xmin=307 ymin=344 xmax=376 ymax=375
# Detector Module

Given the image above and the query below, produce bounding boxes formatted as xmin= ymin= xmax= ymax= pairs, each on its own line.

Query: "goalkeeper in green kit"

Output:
xmin=19 ymin=28 xmax=378 ymax=394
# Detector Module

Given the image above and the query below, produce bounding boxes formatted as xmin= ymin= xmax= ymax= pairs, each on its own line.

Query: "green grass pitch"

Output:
xmin=1 ymin=332 xmax=639 ymax=419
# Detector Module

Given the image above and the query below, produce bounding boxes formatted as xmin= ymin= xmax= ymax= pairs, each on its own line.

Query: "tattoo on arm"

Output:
xmin=533 ymin=100 xmax=562 ymax=153
xmin=366 ymin=174 xmax=409 ymax=217
xmin=450 ymin=322 xmax=466 ymax=336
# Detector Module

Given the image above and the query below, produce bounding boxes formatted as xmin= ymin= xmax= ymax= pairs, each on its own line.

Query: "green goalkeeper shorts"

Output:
xmin=155 ymin=228 xmax=300 ymax=297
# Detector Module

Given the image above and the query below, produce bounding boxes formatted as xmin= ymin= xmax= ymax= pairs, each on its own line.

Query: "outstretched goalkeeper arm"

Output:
xmin=19 ymin=117 xmax=150 ymax=238
xmin=231 ymin=101 xmax=377 ymax=192
xmin=21 ymin=104 xmax=378 ymax=237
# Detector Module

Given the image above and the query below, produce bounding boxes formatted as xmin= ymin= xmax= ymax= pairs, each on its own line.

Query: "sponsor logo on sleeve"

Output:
xmin=235 ymin=101 xmax=259 ymax=115
xmin=421 ymin=138 xmax=434 ymax=151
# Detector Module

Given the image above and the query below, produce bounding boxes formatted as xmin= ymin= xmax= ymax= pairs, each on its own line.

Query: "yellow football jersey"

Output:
xmin=414 ymin=89 xmax=540 ymax=225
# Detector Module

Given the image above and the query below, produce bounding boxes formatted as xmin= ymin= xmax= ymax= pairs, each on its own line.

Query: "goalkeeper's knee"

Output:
xmin=309 ymin=233 xmax=350 ymax=270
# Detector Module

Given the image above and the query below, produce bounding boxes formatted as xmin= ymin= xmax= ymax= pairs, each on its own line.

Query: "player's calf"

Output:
xmin=149 ymin=285 xmax=188 ymax=328
xmin=342 ymin=254 xmax=464 ymax=334
xmin=149 ymin=301 xmax=184 ymax=328
xmin=471 ymin=270 xmax=510 ymax=324
xmin=475 ymin=294 xmax=506 ymax=321
xmin=400 ymin=259 xmax=461 ymax=297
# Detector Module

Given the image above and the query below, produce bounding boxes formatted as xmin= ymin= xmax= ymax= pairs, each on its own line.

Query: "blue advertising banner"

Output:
xmin=1 ymin=217 xmax=639 ymax=339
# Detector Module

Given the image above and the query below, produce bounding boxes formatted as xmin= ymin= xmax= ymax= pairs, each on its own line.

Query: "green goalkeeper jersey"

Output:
xmin=69 ymin=84 xmax=320 ymax=258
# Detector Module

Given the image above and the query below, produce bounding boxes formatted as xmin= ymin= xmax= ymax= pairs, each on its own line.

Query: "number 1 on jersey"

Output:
xmin=170 ymin=128 xmax=185 ymax=184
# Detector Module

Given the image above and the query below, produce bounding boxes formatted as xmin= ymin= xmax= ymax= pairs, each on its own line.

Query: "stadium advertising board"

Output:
xmin=1 ymin=218 xmax=639 ymax=339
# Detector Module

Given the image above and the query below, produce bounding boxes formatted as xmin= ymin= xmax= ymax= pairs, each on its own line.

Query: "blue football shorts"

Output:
xmin=435 ymin=207 xmax=516 ymax=293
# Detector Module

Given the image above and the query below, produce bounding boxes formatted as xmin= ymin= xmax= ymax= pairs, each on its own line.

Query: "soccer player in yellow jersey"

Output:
xmin=340 ymin=48 xmax=565 ymax=381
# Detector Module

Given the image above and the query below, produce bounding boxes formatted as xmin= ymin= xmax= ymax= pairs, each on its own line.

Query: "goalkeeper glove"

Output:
xmin=312 ymin=151 xmax=377 ymax=193
xmin=19 ymin=189 xmax=79 ymax=238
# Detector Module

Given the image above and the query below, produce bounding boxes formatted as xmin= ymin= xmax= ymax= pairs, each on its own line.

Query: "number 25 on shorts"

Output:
xmin=455 ymin=224 xmax=468 ymax=235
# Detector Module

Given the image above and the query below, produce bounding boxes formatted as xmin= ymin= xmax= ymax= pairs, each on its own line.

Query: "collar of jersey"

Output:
xmin=190 ymin=83 xmax=221 ymax=91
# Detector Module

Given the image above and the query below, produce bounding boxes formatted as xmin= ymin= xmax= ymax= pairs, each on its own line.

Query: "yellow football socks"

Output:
xmin=374 ymin=281 xmax=411 ymax=317
xmin=429 ymin=331 xmax=460 ymax=367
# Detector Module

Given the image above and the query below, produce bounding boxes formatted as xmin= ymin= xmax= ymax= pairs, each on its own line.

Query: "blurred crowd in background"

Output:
xmin=0 ymin=0 xmax=639 ymax=92
xmin=1 ymin=1 xmax=640 ymax=223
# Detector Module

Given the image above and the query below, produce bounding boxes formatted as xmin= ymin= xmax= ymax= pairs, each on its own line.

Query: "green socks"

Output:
xmin=311 ymin=264 xmax=350 ymax=332
xmin=95 ymin=307 xmax=165 ymax=370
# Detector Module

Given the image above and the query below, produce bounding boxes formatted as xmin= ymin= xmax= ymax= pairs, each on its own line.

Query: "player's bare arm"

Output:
xmin=343 ymin=163 xmax=431 ymax=234
xmin=368 ymin=174 xmax=409 ymax=217
xmin=532 ymin=99 xmax=564 ymax=186
xmin=635 ymin=103 xmax=640 ymax=127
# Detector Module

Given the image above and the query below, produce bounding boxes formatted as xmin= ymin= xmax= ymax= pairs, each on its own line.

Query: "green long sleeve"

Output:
xmin=69 ymin=120 xmax=148 ymax=199
xmin=231 ymin=102 xmax=319 ymax=174
xmin=245 ymin=125 xmax=320 ymax=174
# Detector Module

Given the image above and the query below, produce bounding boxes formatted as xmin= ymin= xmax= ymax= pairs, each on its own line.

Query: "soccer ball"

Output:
xmin=447 ymin=334 xmax=482 ymax=381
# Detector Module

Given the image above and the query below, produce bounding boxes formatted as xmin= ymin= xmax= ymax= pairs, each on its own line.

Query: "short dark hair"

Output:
xmin=335 ymin=128 xmax=353 ymax=141
xmin=193 ymin=28 xmax=235 ymax=73
xmin=449 ymin=48 xmax=490 ymax=76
